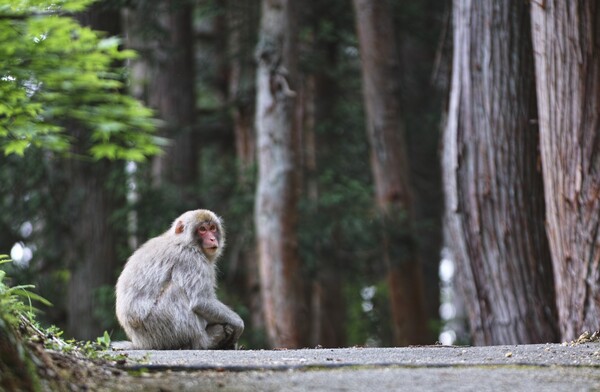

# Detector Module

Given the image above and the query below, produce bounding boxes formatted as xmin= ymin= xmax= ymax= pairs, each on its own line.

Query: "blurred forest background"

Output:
xmin=1 ymin=0 xmax=598 ymax=350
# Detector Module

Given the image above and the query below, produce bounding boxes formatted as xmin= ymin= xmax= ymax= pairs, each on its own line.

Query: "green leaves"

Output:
xmin=0 ymin=0 xmax=160 ymax=161
xmin=0 ymin=255 xmax=52 ymax=327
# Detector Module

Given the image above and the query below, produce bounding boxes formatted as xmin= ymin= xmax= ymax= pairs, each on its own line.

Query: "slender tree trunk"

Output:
xmin=305 ymin=31 xmax=346 ymax=347
xmin=227 ymin=0 xmax=258 ymax=180
xmin=301 ymin=74 xmax=346 ymax=348
xmin=225 ymin=0 xmax=264 ymax=340
xmin=254 ymin=0 xmax=307 ymax=348
xmin=443 ymin=0 xmax=559 ymax=345
xmin=125 ymin=1 xmax=198 ymax=195
xmin=531 ymin=1 xmax=600 ymax=341
xmin=353 ymin=0 xmax=428 ymax=346
xmin=398 ymin=0 xmax=446 ymax=343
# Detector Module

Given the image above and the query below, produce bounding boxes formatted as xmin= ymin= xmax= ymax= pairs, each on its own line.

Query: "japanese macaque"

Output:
xmin=115 ymin=209 xmax=244 ymax=350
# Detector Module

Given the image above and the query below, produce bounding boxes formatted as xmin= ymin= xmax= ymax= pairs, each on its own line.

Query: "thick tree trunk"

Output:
xmin=443 ymin=0 xmax=559 ymax=345
xmin=254 ymin=0 xmax=307 ymax=348
xmin=531 ymin=1 xmax=600 ymax=341
xmin=353 ymin=0 xmax=428 ymax=346
xmin=66 ymin=147 xmax=122 ymax=340
xmin=66 ymin=7 xmax=124 ymax=341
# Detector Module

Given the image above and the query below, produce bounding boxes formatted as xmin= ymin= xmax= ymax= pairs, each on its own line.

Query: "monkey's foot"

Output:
xmin=110 ymin=341 xmax=136 ymax=350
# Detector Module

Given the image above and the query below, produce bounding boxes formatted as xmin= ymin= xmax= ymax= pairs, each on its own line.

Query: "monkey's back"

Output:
xmin=116 ymin=235 xmax=181 ymax=328
xmin=115 ymin=234 xmax=217 ymax=341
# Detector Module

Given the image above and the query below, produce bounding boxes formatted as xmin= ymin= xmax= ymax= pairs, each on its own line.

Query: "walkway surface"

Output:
xmin=116 ymin=343 xmax=600 ymax=391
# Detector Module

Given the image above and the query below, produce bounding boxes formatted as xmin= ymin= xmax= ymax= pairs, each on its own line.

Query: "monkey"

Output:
xmin=115 ymin=209 xmax=244 ymax=350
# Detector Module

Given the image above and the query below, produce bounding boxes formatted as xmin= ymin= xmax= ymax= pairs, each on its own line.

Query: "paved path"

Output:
xmin=115 ymin=343 xmax=600 ymax=391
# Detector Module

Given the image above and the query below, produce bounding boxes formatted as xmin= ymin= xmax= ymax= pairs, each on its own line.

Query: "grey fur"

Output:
xmin=115 ymin=209 xmax=244 ymax=349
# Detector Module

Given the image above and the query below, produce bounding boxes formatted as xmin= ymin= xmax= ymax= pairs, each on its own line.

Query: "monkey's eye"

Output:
xmin=198 ymin=226 xmax=207 ymax=233
xmin=209 ymin=224 xmax=217 ymax=232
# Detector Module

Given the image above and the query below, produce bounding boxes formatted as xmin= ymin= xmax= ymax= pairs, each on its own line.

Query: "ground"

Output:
xmin=36 ymin=340 xmax=600 ymax=391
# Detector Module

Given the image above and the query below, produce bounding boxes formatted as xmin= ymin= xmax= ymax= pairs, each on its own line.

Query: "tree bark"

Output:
xmin=531 ymin=0 xmax=600 ymax=341
xmin=66 ymin=149 xmax=122 ymax=340
xmin=293 ymin=0 xmax=348 ymax=347
xmin=124 ymin=1 xmax=198 ymax=195
xmin=353 ymin=0 xmax=428 ymax=346
xmin=303 ymin=71 xmax=346 ymax=348
xmin=443 ymin=0 xmax=559 ymax=345
xmin=397 ymin=0 xmax=446 ymax=344
xmin=254 ymin=0 xmax=307 ymax=348
xmin=227 ymin=0 xmax=258 ymax=181
xmin=66 ymin=6 xmax=124 ymax=341
xmin=225 ymin=0 xmax=264 ymax=343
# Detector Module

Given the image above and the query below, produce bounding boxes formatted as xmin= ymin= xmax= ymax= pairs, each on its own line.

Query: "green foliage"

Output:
xmin=41 ymin=326 xmax=125 ymax=361
xmin=1 ymin=256 xmax=125 ymax=363
xmin=0 ymin=0 xmax=161 ymax=160
xmin=0 ymin=255 xmax=51 ymax=327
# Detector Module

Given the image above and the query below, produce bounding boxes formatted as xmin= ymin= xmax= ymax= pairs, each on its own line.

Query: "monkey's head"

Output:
xmin=171 ymin=209 xmax=225 ymax=262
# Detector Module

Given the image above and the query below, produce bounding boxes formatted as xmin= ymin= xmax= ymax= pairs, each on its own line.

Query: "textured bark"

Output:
xmin=225 ymin=0 xmax=264 ymax=340
xmin=398 ymin=0 xmax=446 ymax=343
xmin=125 ymin=1 xmax=197 ymax=192
xmin=301 ymin=1 xmax=347 ymax=347
xmin=67 ymin=7 xmax=123 ymax=341
xmin=304 ymin=51 xmax=346 ymax=347
xmin=353 ymin=0 xmax=428 ymax=345
xmin=531 ymin=1 xmax=600 ymax=341
xmin=227 ymin=0 xmax=258 ymax=180
xmin=66 ymin=152 xmax=121 ymax=340
xmin=254 ymin=0 xmax=307 ymax=348
xmin=443 ymin=0 xmax=559 ymax=345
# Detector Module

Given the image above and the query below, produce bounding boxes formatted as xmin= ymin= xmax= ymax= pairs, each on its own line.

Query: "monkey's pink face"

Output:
xmin=197 ymin=221 xmax=220 ymax=255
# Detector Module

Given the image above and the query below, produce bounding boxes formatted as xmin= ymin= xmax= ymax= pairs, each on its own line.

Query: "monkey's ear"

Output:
xmin=175 ymin=221 xmax=185 ymax=234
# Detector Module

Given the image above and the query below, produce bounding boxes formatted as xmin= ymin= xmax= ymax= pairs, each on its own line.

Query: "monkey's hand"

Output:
xmin=206 ymin=323 xmax=227 ymax=348
xmin=192 ymin=299 xmax=245 ymax=339
xmin=207 ymin=323 xmax=236 ymax=350
xmin=229 ymin=313 xmax=244 ymax=338
xmin=224 ymin=324 xmax=234 ymax=337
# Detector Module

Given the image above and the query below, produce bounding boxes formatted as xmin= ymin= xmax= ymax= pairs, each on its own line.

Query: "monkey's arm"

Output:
xmin=192 ymin=298 xmax=244 ymax=334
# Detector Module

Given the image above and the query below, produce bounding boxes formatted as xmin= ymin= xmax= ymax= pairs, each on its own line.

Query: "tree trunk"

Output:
xmin=305 ymin=27 xmax=346 ymax=347
xmin=531 ymin=1 xmax=600 ymax=341
xmin=66 ymin=6 xmax=124 ymax=341
xmin=301 ymin=74 xmax=346 ymax=347
xmin=352 ymin=0 xmax=428 ymax=346
xmin=227 ymin=0 xmax=258 ymax=181
xmin=125 ymin=1 xmax=198 ymax=195
xmin=254 ymin=0 xmax=307 ymax=348
xmin=443 ymin=0 xmax=559 ymax=345
xmin=225 ymin=0 xmax=264 ymax=342
xmin=397 ymin=0 xmax=446 ymax=343
xmin=66 ymin=149 xmax=122 ymax=340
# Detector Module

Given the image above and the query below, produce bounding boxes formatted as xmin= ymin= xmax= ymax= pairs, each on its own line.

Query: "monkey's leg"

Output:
xmin=192 ymin=299 xmax=245 ymax=342
xmin=211 ymin=324 xmax=237 ymax=350
xmin=201 ymin=324 xmax=229 ymax=349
